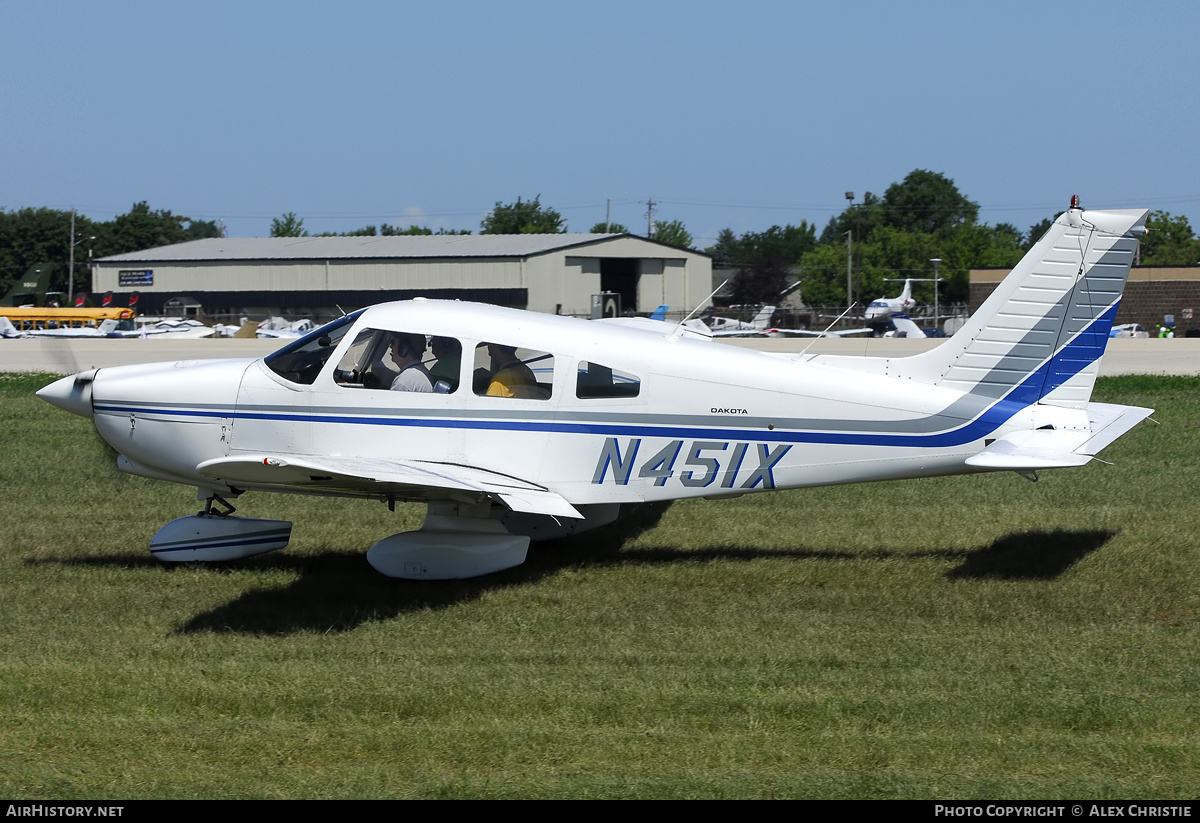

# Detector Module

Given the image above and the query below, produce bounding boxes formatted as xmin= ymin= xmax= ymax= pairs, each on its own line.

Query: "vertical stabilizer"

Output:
xmin=2 ymin=263 xmax=53 ymax=307
xmin=899 ymin=204 xmax=1147 ymax=409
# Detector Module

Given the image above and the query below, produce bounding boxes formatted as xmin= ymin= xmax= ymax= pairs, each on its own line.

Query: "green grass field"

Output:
xmin=1 ymin=373 xmax=1197 ymax=799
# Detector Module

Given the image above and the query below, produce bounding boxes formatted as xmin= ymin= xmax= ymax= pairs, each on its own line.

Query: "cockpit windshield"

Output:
xmin=263 ymin=310 xmax=365 ymax=385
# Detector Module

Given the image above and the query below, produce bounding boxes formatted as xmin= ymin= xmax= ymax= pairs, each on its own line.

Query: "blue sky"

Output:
xmin=3 ymin=0 xmax=1197 ymax=248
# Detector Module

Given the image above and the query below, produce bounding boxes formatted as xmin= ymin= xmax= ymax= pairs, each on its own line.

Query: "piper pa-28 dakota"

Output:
xmin=39 ymin=200 xmax=1153 ymax=580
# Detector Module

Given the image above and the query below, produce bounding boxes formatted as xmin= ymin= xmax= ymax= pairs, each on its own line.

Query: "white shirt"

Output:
xmin=390 ymin=362 xmax=434 ymax=392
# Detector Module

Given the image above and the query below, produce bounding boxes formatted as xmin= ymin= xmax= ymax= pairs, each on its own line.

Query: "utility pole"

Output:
xmin=68 ymin=208 xmax=76 ymax=307
xmin=67 ymin=209 xmax=94 ymax=308
xmin=930 ymin=258 xmax=942 ymax=331
xmin=844 ymin=192 xmax=855 ymax=308
xmin=645 ymin=198 xmax=657 ymax=238
xmin=845 ymin=230 xmax=853 ymax=311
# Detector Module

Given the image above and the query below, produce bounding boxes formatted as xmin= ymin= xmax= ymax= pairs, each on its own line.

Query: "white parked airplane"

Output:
xmin=0 ymin=317 xmax=23 ymax=338
xmin=8 ymin=318 xmax=123 ymax=338
xmin=774 ymin=312 xmax=925 ymax=339
xmin=705 ymin=305 xmax=776 ymax=336
xmin=863 ymin=279 xmax=918 ymax=320
xmin=256 ymin=317 xmax=316 ymax=339
xmin=39 ymin=202 xmax=1152 ymax=580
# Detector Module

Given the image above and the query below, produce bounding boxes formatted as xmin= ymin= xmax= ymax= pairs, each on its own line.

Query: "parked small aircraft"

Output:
xmin=773 ymin=313 xmax=926 ymax=339
xmin=704 ymin=305 xmax=777 ymax=336
xmin=39 ymin=202 xmax=1152 ymax=580
xmin=13 ymin=318 xmax=123 ymax=338
xmin=256 ymin=317 xmax=316 ymax=339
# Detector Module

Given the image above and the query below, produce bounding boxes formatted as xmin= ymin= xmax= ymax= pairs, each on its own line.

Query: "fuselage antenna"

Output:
xmin=672 ymin=280 xmax=729 ymax=337
xmin=795 ymin=303 xmax=858 ymax=359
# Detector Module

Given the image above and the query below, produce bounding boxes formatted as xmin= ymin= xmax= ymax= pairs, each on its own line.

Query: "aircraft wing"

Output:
xmin=774 ymin=327 xmax=872 ymax=337
xmin=709 ymin=328 xmax=769 ymax=338
xmin=196 ymin=454 xmax=584 ymax=519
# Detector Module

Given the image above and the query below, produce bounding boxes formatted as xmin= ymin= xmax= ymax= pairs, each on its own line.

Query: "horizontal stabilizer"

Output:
xmin=1077 ymin=402 xmax=1154 ymax=456
xmin=964 ymin=430 xmax=1093 ymax=470
xmin=197 ymin=454 xmax=583 ymax=519
xmin=965 ymin=402 xmax=1154 ymax=470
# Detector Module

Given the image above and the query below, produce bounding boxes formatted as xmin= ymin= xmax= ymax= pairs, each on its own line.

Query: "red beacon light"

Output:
xmin=1070 ymin=194 xmax=1080 ymax=210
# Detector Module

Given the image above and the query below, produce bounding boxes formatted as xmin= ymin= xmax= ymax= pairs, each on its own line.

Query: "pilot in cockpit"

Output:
xmin=388 ymin=332 xmax=434 ymax=392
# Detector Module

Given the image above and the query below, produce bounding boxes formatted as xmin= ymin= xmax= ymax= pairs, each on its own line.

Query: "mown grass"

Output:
xmin=1 ymin=373 xmax=1197 ymax=798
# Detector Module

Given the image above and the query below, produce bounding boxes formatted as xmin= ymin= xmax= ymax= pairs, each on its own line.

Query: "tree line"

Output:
xmin=0 ymin=202 xmax=219 ymax=297
xmin=4 ymin=174 xmax=1197 ymax=305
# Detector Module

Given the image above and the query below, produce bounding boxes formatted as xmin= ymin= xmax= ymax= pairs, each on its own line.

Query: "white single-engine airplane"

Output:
xmin=39 ymin=201 xmax=1153 ymax=580
xmin=705 ymin=305 xmax=777 ymax=336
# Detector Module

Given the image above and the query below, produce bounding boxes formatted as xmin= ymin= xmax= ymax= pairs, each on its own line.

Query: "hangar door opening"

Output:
xmin=600 ymin=258 xmax=638 ymax=314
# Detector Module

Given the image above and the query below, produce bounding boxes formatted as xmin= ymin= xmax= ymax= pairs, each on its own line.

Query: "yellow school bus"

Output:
xmin=0 ymin=307 xmax=137 ymax=332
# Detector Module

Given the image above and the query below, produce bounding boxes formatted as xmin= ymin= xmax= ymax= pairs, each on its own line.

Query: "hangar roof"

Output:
xmin=95 ymin=233 xmax=699 ymax=263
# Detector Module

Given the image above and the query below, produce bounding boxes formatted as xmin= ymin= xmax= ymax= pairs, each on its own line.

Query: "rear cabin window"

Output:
xmin=576 ymin=361 xmax=641 ymax=399
xmin=473 ymin=342 xmax=554 ymax=399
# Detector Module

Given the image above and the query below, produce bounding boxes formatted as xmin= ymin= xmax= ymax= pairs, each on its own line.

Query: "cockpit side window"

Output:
xmin=263 ymin=312 xmax=361 ymax=385
xmin=576 ymin=361 xmax=641 ymax=399
xmin=334 ymin=328 xmax=461 ymax=393
xmin=473 ymin=342 xmax=554 ymax=399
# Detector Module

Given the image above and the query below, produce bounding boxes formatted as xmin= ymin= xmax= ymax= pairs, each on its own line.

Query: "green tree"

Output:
xmin=880 ymin=170 xmax=978 ymax=236
xmin=651 ymin=219 xmax=693 ymax=249
xmin=184 ymin=219 xmax=222 ymax=240
xmin=481 ymin=196 xmax=565 ymax=234
xmin=0 ymin=207 xmax=80 ymax=294
xmin=707 ymin=224 xmax=816 ymax=267
xmin=380 ymin=224 xmax=472 ymax=236
xmin=382 ymin=224 xmax=431 ymax=236
xmin=706 ymin=228 xmax=741 ymax=267
xmin=1024 ymin=216 xmax=1057 ymax=250
xmin=728 ymin=254 xmax=793 ymax=306
xmin=818 ymin=191 xmax=883 ymax=245
xmin=98 ymin=202 xmax=191 ymax=257
xmin=589 ymin=221 xmax=629 ymax=234
xmin=710 ymin=223 xmax=817 ymax=304
xmin=1140 ymin=211 xmax=1200 ymax=266
xmin=270 ymin=212 xmax=309 ymax=237
xmin=795 ymin=244 xmax=852 ymax=305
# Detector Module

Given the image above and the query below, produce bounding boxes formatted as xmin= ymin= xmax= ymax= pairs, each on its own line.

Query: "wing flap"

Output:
xmin=196 ymin=455 xmax=583 ymax=519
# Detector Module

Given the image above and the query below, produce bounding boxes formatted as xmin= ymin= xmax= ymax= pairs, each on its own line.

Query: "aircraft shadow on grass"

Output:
xmin=28 ymin=513 xmax=1115 ymax=636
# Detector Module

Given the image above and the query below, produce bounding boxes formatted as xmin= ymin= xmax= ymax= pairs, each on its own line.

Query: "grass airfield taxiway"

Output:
xmin=4 ymin=334 xmax=1200 ymax=375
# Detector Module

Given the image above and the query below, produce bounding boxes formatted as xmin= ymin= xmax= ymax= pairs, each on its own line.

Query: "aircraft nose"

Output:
xmin=37 ymin=370 xmax=97 ymax=418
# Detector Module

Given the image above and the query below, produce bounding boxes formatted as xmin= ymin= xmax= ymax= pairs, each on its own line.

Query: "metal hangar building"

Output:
xmin=92 ymin=233 xmax=712 ymax=319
